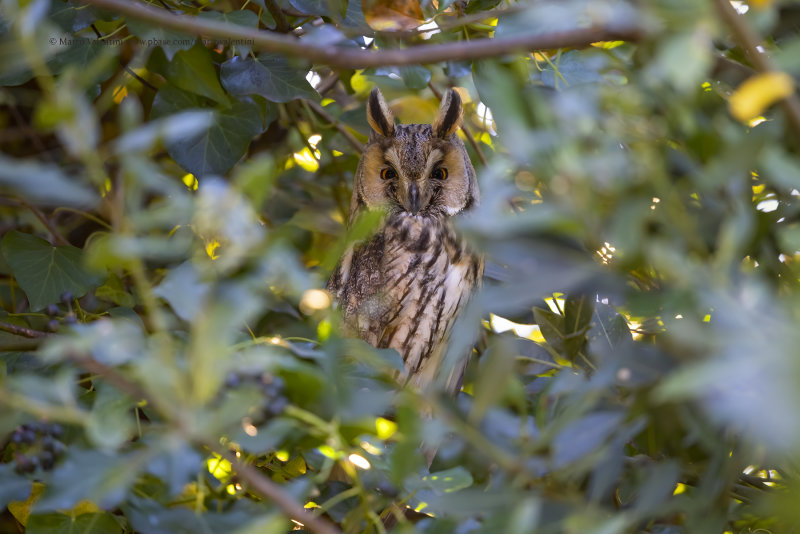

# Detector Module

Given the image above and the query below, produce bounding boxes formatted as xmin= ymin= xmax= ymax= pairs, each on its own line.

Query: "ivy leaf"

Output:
xmin=126 ymin=19 xmax=194 ymax=60
xmin=166 ymin=42 xmax=230 ymax=105
xmin=220 ymin=56 xmax=319 ymax=103
xmin=1 ymin=231 xmax=101 ymax=311
xmin=26 ymin=512 xmax=122 ymax=534
xmin=151 ymin=84 xmax=263 ymax=176
xmin=34 ymin=449 xmax=140 ymax=512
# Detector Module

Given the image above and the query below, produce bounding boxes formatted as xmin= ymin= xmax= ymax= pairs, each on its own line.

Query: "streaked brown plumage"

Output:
xmin=328 ymin=87 xmax=482 ymax=395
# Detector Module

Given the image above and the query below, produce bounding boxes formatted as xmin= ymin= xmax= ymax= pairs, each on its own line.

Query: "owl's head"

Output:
xmin=350 ymin=87 xmax=479 ymax=220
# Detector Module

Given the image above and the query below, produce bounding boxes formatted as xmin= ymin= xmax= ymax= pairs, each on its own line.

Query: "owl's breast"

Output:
xmin=375 ymin=214 xmax=482 ymax=377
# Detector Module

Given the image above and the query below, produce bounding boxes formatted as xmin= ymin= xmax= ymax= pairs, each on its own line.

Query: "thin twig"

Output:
xmin=21 ymin=201 xmax=71 ymax=246
xmin=66 ymin=355 xmax=341 ymax=534
xmin=306 ymin=100 xmax=365 ymax=153
xmin=0 ymin=320 xmax=48 ymax=339
xmin=209 ymin=446 xmax=343 ymax=534
xmin=79 ymin=0 xmax=643 ymax=68
xmin=711 ymin=0 xmax=800 ymax=138
xmin=428 ymin=82 xmax=488 ymax=167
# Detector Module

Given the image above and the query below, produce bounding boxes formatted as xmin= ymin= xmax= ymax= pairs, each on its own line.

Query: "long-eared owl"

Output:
xmin=328 ymin=87 xmax=483 ymax=395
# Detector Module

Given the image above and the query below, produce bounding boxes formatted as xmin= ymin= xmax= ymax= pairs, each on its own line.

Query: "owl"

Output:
xmin=328 ymin=87 xmax=483 ymax=395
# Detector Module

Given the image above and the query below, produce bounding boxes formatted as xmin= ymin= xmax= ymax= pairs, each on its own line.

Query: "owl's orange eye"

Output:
xmin=431 ymin=168 xmax=448 ymax=180
xmin=381 ymin=168 xmax=397 ymax=180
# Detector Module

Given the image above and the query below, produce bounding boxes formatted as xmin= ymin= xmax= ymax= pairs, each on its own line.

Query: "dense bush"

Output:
xmin=2 ymin=0 xmax=800 ymax=532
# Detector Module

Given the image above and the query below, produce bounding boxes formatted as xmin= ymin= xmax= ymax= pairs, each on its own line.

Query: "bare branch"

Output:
xmin=22 ymin=201 xmax=71 ymax=246
xmin=80 ymin=0 xmax=643 ymax=68
xmin=712 ymin=0 xmax=800 ymax=138
xmin=0 ymin=320 xmax=48 ymax=339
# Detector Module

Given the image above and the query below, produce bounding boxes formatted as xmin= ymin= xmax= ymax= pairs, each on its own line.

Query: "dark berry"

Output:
xmin=42 ymin=435 xmax=55 ymax=451
xmin=266 ymin=396 xmax=288 ymax=416
xmin=46 ymin=320 xmax=60 ymax=332
xmin=225 ymin=373 xmax=241 ymax=388
xmin=46 ymin=304 xmax=59 ymax=316
xmin=51 ymin=440 xmax=66 ymax=456
xmin=63 ymin=313 xmax=77 ymax=325
xmin=21 ymin=429 xmax=36 ymax=445
xmin=60 ymin=291 xmax=73 ymax=304
xmin=49 ymin=424 xmax=63 ymax=438
xmin=15 ymin=455 xmax=36 ymax=474
xmin=39 ymin=451 xmax=55 ymax=470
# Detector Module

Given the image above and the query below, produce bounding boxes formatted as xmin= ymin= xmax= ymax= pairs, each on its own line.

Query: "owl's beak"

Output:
xmin=407 ymin=183 xmax=421 ymax=215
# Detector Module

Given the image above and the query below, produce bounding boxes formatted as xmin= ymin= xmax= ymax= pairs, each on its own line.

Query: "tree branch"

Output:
xmin=712 ymin=0 xmax=800 ymax=138
xmin=0 ymin=320 xmax=49 ymax=339
xmin=80 ymin=0 xmax=643 ymax=68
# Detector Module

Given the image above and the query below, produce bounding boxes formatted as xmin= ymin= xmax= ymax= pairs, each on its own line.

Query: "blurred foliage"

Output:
xmin=1 ymin=0 xmax=800 ymax=532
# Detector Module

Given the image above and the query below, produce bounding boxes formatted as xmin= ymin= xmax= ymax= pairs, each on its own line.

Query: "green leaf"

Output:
xmin=220 ymin=56 xmax=319 ymax=103
xmin=471 ymin=336 xmax=517 ymax=422
xmin=86 ymin=382 xmax=136 ymax=451
xmin=166 ymin=42 xmax=230 ymax=105
xmin=126 ymin=19 xmax=195 ymax=60
xmin=1 ymin=231 xmax=101 ymax=311
xmin=538 ymin=50 xmax=610 ymax=88
xmin=397 ymin=65 xmax=431 ymax=90
xmin=552 ymin=412 xmax=624 ymax=468
xmin=409 ymin=466 xmax=474 ymax=494
xmin=197 ymin=10 xmax=259 ymax=27
xmin=27 ymin=512 xmax=122 ymax=534
xmin=0 ymin=155 xmax=98 ymax=207
xmin=153 ymin=261 xmax=211 ymax=322
xmin=532 ymin=306 xmax=565 ymax=354
xmin=35 ymin=449 xmax=141 ymax=512
xmin=151 ymin=84 xmax=263 ymax=176
xmin=563 ymin=294 xmax=593 ymax=359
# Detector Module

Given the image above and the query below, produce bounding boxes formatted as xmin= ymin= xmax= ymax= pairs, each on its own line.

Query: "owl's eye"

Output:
xmin=431 ymin=167 xmax=448 ymax=180
xmin=381 ymin=168 xmax=397 ymax=180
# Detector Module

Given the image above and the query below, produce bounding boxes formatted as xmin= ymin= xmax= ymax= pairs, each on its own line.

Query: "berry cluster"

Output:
xmin=44 ymin=291 xmax=77 ymax=332
xmin=224 ymin=372 xmax=289 ymax=421
xmin=9 ymin=423 xmax=66 ymax=474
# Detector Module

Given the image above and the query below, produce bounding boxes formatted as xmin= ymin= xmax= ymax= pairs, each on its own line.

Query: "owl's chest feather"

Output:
xmin=330 ymin=214 xmax=481 ymax=384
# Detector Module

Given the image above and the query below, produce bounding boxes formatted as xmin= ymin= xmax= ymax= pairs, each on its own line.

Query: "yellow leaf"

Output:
xmin=8 ymin=482 xmax=43 ymax=526
xmin=728 ymin=71 xmax=795 ymax=123
xmin=362 ymin=0 xmax=424 ymax=31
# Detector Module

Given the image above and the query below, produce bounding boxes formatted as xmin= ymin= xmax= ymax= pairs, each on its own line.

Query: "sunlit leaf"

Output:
xmin=729 ymin=71 xmax=794 ymax=122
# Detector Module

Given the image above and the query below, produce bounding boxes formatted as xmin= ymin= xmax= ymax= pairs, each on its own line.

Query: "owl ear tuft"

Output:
xmin=367 ymin=87 xmax=395 ymax=137
xmin=433 ymin=89 xmax=462 ymax=138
